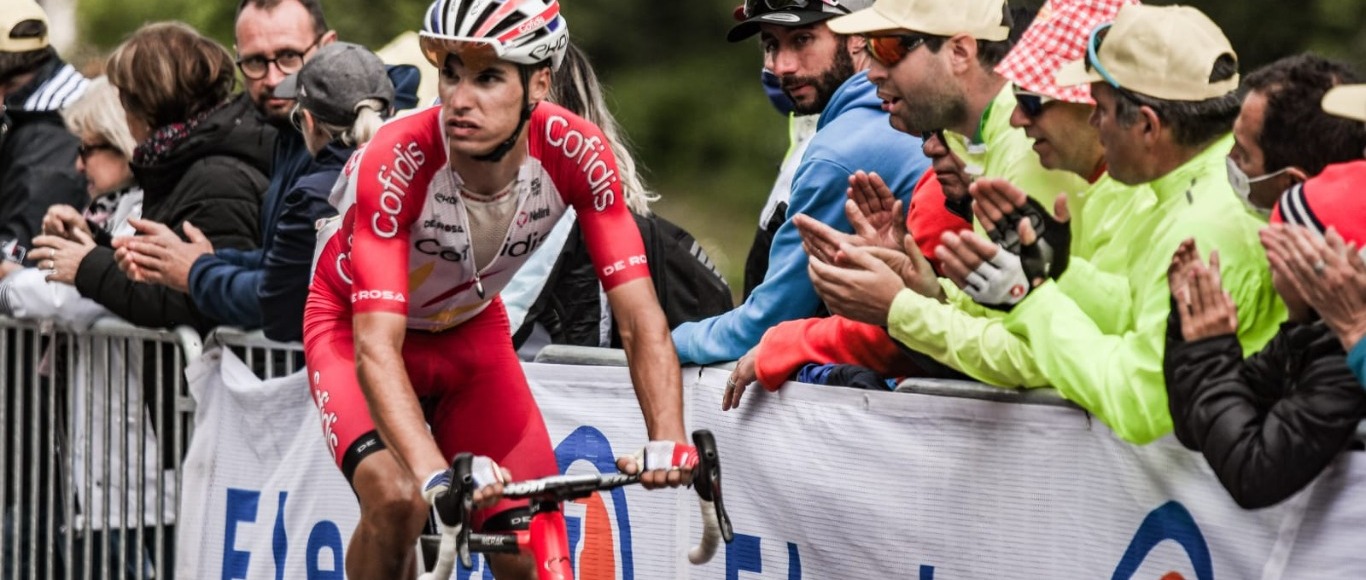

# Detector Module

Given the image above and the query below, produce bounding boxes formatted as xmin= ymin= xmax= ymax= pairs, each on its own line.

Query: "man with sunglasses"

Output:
xmin=831 ymin=0 xmax=1086 ymax=218
xmin=671 ymin=0 xmax=930 ymax=365
xmin=932 ymin=4 xmax=1285 ymax=444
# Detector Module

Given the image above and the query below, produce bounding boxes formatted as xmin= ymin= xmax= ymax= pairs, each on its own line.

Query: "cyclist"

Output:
xmin=302 ymin=1 xmax=694 ymax=577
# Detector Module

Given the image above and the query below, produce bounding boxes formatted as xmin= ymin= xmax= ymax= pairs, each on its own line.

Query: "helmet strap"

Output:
xmin=473 ymin=66 xmax=534 ymax=163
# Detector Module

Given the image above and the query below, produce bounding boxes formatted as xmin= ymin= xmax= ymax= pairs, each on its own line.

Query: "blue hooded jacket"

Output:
xmin=671 ymin=71 xmax=930 ymax=364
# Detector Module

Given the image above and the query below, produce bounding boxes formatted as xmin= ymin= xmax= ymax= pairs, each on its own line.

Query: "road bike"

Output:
xmin=420 ymin=430 xmax=733 ymax=579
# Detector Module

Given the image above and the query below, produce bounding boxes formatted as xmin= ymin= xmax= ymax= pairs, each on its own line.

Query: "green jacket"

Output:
xmin=947 ymin=84 xmax=1088 ymax=215
xmin=1004 ymin=135 xmax=1286 ymax=444
xmin=886 ymin=173 xmax=1153 ymax=388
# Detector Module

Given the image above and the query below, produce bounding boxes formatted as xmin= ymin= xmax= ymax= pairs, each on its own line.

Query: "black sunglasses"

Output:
xmin=919 ymin=129 xmax=945 ymax=145
xmin=743 ymin=0 xmax=850 ymax=18
xmin=77 ymin=142 xmax=117 ymax=160
xmin=1013 ymin=91 xmax=1052 ymax=118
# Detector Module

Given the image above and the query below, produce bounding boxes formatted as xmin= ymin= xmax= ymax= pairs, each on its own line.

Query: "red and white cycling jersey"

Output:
xmin=310 ymin=103 xmax=650 ymax=331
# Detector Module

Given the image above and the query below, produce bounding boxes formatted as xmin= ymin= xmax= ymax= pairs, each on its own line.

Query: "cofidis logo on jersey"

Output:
xmin=1111 ymin=501 xmax=1213 ymax=580
xmin=556 ymin=426 xmax=634 ymax=580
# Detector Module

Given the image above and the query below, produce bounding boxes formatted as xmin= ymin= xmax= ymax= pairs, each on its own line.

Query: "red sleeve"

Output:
xmin=753 ymin=316 xmax=924 ymax=390
xmin=906 ymin=169 xmax=972 ymax=273
xmin=531 ymin=104 xmax=649 ymax=291
xmin=348 ymin=111 xmax=443 ymax=315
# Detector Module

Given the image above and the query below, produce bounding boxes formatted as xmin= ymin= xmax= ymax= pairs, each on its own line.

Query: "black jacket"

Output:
xmin=74 ymin=94 xmax=274 ymax=333
xmin=0 ymin=59 xmax=90 ymax=252
xmin=258 ymin=143 xmax=347 ymax=342
xmin=1165 ymin=309 xmax=1366 ymax=509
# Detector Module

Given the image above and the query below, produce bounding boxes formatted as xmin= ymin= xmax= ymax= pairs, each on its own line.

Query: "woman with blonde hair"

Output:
xmin=32 ymin=21 xmax=271 ymax=332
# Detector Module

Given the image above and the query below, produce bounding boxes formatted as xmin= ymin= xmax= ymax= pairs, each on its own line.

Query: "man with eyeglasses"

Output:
xmin=929 ymin=4 xmax=1285 ymax=444
xmin=0 ymin=0 xmax=89 ymax=264
xmin=114 ymin=0 xmax=336 ymax=337
xmin=671 ymin=0 xmax=930 ymax=365
xmin=1226 ymin=54 xmax=1366 ymax=216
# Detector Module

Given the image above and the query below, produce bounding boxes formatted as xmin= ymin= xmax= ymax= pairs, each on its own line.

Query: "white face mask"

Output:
xmin=1226 ymin=156 xmax=1286 ymax=216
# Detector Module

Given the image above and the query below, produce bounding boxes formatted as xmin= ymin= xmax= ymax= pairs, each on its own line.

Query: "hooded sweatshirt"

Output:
xmin=670 ymin=71 xmax=930 ymax=364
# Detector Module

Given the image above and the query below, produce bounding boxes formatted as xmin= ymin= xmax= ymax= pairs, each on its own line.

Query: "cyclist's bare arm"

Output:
xmin=606 ymin=278 xmax=691 ymax=487
xmin=355 ymin=311 xmax=448 ymax=480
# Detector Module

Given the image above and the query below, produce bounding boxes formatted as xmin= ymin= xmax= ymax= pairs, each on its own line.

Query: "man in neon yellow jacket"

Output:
xmin=932 ymin=4 xmax=1285 ymax=443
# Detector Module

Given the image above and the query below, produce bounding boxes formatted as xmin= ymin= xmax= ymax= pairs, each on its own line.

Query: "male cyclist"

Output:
xmin=303 ymin=1 xmax=694 ymax=577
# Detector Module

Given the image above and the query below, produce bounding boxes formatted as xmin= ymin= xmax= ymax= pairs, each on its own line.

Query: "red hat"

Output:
xmin=1271 ymin=159 xmax=1366 ymax=248
xmin=994 ymin=0 xmax=1137 ymax=104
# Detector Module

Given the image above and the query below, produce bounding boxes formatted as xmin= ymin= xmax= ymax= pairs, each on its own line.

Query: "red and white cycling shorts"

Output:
xmin=303 ymin=295 xmax=558 ymax=527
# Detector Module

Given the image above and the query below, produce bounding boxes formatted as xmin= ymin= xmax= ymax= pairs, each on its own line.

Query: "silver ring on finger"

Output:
xmin=1313 ymin=259 xmax=1327 ymax=276
xmin=726 ymin=377 xmax=738 ymax=389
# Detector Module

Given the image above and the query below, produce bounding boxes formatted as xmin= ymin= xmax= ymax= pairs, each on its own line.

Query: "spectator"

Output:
xmin=670 ymin=0 xmax=931 ymax=365
xmin=114 ymin=0 xmax=336 ymax=340
xmin=1317 ymin=82 xmax=1366 ymax=383
xmin=830 ymin=0 xmax=1087 ymax=216
xmin=32 ymin=22 xmax=271 ymax=333
xmin=725 ymin=0 xmax=1135 ymax=406
xmin=505 ymin=42 xmax=732 ymax=357
xmin=1165 ymin=162 xmax=1366 ymax=508
xmin=1228 ymin=54 xmax=1366 ymax=215
xmin=928 ymin=4 xmax=1285 ymax=443
xmin=0 ymin=0 xmax=89 ymax=253
xmin=0 ymin=77 xmax=140 ymax=327
xmin=264 ymin=42 xmax=393 ymax=341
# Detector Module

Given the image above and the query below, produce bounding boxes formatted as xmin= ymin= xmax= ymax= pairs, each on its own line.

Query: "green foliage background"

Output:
xmin=73 ymin=0 xmax=1366 ymax=294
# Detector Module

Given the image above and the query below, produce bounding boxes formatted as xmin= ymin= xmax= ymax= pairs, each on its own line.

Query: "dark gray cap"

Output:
xmin=275 ymin=42 xmax=395 ymax=126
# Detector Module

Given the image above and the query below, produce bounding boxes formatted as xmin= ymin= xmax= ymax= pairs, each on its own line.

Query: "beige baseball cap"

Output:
xmin=1322 ymin=85 xmax=1366 ymax=122
xmin=1054 ymin=4 xmax=1239 ymax=102
xmin=827 ymin=0 xmax=1010 ymax=41
xmin=0 ymin=0 xmax=49 ymax=53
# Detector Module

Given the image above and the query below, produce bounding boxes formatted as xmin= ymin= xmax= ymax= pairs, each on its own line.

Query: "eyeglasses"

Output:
xmin=77 ymin=142 xmax=117 ymax=161
xmin=742 ymin=0 xmax=850 ymax=18
xmin=863 ymin=34 xmax=930 ymax=67
xmin=1012 ymin=88 xmax=1055 ymax=118
xmin=1083 ymin=24 xmax=1122 ymax=90
xmin=236 ymin=35 xmax=323 ymax=80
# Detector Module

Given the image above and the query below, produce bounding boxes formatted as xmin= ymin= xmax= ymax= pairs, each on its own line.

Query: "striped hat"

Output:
xmin=995 ymin=0 xmax=1137 ymax=104
xmin=1271 ymin=159 xmax=1366 ymax=249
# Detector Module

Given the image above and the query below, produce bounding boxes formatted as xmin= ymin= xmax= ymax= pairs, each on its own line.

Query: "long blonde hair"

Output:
xmin=547 ymin=43 xmax=656 ymax=216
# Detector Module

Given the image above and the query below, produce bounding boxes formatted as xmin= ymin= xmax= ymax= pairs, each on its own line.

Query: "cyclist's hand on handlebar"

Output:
xmin=423 ymin=456 xmax=512 ymax=511
xmin=617 ymin=440 xmax=698 ymax=489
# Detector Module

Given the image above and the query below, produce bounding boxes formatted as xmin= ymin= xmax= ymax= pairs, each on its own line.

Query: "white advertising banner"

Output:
xmin=526 ymin=365 xmax=1366 ymax=580
xmin=178 ymin=348 xmax=357 ymax=580
xmin=178 ymin=357 xmax=1366 ymax=579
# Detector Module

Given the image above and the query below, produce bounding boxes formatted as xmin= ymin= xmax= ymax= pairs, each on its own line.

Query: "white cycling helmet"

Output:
xmin=419 ymin=0 xmax=569 ymax=71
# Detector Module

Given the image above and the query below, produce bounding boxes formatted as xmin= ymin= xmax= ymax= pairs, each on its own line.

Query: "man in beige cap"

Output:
xmin=827 ymin=0 xmax=1085 ymax=213
xmin=932 ymin=4 xmax=1286 ymax=443
xmin=1324 ymin=82 xmax=1366 ymax=127
xmin=0 ymin=0 xmax=88 ymax=262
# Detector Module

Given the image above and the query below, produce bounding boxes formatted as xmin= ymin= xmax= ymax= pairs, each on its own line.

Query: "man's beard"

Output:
xmin=781 ymin=44 xmax=856 ymax=116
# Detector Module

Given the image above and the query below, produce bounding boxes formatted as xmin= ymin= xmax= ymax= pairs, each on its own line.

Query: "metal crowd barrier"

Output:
xmin=203 ymin=327 xmax=305 ymax=380
xmin=1 ymin=316 xmax=200 ymax=580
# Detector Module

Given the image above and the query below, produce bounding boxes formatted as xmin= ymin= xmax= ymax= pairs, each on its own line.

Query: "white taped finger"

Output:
xmin=470 ymin=456 xmax=506 ymax=488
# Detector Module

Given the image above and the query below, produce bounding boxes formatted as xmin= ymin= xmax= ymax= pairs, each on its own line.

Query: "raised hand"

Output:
xmin=1176 ymin=250 xmax=1238 ymax=341
xmin=845 ymin=170 xmax=904 ymax=252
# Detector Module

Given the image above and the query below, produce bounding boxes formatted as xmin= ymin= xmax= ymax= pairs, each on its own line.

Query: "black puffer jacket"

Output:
xmin=74 ymin=94 xmax=274 ymax=333
xmin=0 ymin=59 xmax=90 ymax=251
xmin=1165 ymin=309 xmax=1366 ymax=509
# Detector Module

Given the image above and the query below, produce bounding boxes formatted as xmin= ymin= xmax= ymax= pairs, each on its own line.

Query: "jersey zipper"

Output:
xmin=452 ymin=166 xmax=532 ymax=299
